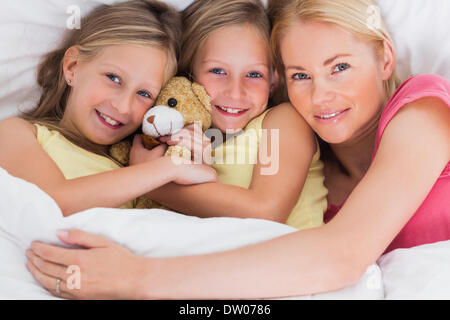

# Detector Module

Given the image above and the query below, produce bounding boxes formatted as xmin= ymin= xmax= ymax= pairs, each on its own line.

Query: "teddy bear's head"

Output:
xmin=142 ymin=76 xmax=212 ymax=139
xmin=109 ymin=76 xmax=212 ymax=165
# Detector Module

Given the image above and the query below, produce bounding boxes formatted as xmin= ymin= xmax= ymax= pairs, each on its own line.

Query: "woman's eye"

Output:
xmin=292 ymin=73 xmax=310 ymax=80
xmin=248 ymin=71 xmax=262 ymax=78
xmin=107 ymin=74 xmax=120 ymax=84
xmin=333 ymin=63 xmax=350 ymax=73
xmin=138 ymin=90 xmax=152 ymax=99
xmin=210 ymin=68 xmax=225 ymax=75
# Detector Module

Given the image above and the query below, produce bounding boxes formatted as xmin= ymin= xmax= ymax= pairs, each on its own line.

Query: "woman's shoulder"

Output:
xmin=388 ymin=74 xmax=450 ymax=108
xmin=372 ymin=75 xmax=450 ymax=160
xmin=379 ymin=74 xmax=450 ymax=135
xmin=404 ymin=73 xmax=450 ymax=88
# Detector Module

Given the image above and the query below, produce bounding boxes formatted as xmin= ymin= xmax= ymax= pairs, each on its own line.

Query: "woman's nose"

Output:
xmin=311 ymin=79 xmax=335 ymax=107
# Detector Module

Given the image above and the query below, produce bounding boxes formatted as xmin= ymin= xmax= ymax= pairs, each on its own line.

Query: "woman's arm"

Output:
xmin=146 ymin=103 xmax=317 ymax=222
xmin=27 ymin=97 xmax=450 ymax=299
xmin=0 ymin=117 xmax=216 ymax=216
xmin=139 ymin=96 xmax=450 ymax=298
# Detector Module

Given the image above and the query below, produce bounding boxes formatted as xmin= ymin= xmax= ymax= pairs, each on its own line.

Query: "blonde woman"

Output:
xmin=26 ymin=0 xmax=449 ymax=299
xmin=0 ymin=0 xmax=217 ymax=217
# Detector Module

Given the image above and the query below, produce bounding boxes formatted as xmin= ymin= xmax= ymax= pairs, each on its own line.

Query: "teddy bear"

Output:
xmin=109 ymin=76 xmax=212 ymax=208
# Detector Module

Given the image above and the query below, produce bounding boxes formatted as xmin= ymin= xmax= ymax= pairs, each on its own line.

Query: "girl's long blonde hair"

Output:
xmin=21 ymin=0 xmax=181 ymax=157
xmin=269 ymin=0 xmax=401 ymax=99
xmin=179 ymin=0 xmax=271 ymax=78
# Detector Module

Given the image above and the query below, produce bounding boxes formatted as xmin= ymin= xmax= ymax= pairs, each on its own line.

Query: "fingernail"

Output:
xmin=57 ymin=230 xmax=69 ymax=239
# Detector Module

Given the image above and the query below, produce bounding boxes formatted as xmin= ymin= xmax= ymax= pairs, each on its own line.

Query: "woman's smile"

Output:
xmin=313 ymin=107 xmax=351 ymax=124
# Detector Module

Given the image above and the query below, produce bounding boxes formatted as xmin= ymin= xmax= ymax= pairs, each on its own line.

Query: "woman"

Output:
xmin=26 ymin=0 xmax=449 ymax=299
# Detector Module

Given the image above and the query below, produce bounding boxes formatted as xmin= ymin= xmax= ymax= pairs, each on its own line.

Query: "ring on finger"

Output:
xmin=56 ymin=278 xmax=61 ymax=295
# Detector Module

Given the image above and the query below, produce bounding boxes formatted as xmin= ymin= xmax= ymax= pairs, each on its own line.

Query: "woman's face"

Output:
xmin=62 ymin=44 xmax=167 ymax=145
xmin=192 ymin=24 xmax=273 ymax=133
xmin=281 ymin=21 xmax=392 ymax=144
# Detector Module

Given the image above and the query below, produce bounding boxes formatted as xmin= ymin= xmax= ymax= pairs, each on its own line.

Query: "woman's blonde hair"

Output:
xmin=21 ymin=0 xmax=181 ymax=158
xmin=179 ymin=0 xmax=271 ymax=78
xmin=269 ymin=0 xmax=401 ymax=99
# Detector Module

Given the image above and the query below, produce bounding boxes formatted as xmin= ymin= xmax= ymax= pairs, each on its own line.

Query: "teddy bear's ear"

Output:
xmin=192 ymin=82 xmax=212 ymax=113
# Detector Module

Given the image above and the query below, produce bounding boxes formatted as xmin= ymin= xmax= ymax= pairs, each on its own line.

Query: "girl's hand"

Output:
xmin=171 ymin=160 xmax=218 ymax=185
xmin=26 ymin=230 xmax=146 ymax=300
xmin=129 ymin=134 xmax=167 ymax=166
xmin=160 ymin=123 xmax=212 ymax=164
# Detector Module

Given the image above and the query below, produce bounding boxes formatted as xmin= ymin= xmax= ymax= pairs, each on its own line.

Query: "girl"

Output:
xmin=26 ymin=0 xmax=449 ymax=299
xmin=0 ymin=0 xmax=217 ymax=217
xmin=136 ymin=0 xmax=328 ymax=230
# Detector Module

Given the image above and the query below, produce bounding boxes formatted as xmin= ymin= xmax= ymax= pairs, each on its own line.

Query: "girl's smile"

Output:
xmin=214 ymin=105 xmax=249 ymax=117
xmin=95 ymin=109 xmax=125 ymax=129
xmin=62 ymin=44 xmax=167 ymax=145
xmin=192 ymin=24 xmax=273 ymax=133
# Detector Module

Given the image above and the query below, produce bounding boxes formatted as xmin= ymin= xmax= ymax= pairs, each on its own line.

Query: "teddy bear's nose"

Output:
xmin=147 ymin=115 xmax=155 ymax=124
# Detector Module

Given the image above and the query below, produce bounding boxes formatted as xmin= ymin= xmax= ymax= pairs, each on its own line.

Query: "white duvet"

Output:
xmin=0 ymin=167 xmax=449 ymax=300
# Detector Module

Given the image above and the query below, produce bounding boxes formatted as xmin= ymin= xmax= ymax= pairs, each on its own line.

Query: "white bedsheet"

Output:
xmin=0 ymin=167 xmax=448 ymax=300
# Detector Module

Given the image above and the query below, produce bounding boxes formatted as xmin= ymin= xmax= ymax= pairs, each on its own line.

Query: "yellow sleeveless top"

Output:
xmin=212 ymin=110 xmax=327 ymax=230
xmin=35 ymin=124 xmax=133 ymax=209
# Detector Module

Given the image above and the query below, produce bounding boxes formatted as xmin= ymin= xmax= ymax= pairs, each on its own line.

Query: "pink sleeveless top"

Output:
xmin=324 ymin=74 xmax=450 ymax=254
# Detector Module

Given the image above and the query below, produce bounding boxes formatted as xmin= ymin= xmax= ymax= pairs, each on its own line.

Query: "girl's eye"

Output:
xmin=107 ymin=74 xmax=121 ymax=84
xmin=210 ymin=68 xmax=225 ymax=75
xmin=137 ymin=90 xmax=152 ymax=99
xmin=248 ymin=71 xmax=262 ymax=78
xmin=292 ymin=73 xmax=310 ymax=80
xmin=333 ymin=63 xmax=350 ymax=73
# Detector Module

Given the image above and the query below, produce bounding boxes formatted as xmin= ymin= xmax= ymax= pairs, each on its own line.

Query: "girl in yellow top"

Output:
xmin=142 ymin=0 xmax=328 ymax=230
xmin=0 ymin=0 xmax=217 ymax=217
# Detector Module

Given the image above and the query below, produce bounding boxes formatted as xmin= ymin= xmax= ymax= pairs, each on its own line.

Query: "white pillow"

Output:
xmin=0 ymin=0 xmax=449 ymax=120
xmin=377 ymin=240 xmax=450 ymax=299
xmin=375 ymin=0 xmax=450 ymax=81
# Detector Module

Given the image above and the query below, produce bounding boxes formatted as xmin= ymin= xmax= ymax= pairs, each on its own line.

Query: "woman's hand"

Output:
xmin=160 ymin=123 xmax=213 ymax=164
xmin=129 ymin=134 xmax=167 ymax=166
xmin=26 ymin=230 xmax=146 ymax=300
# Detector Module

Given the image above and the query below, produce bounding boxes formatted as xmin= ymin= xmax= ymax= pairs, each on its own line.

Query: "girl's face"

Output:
xmin=281 ymin=21 xmax=393 ymax=144
xmin=192 ymin=24 xmax=273 ymax=133
xmin=62 ymin=44 xmax=167 ymax=145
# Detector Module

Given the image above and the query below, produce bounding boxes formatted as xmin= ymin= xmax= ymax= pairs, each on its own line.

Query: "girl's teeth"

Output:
xmin=99 ymin=112 xmax=120 ymax=126
xmin=217 ymin=106 xmax=243 ymax=114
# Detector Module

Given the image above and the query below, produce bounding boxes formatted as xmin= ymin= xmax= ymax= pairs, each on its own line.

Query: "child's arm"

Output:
xmin=0 ymin=117 xmax=217 ymax=217
xmin=146 ymin=103 xmax=317 ymax=222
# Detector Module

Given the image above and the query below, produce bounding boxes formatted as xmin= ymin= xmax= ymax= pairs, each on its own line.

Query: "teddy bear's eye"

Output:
xmin=168 ymin=98 xmax=178 ymax=108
